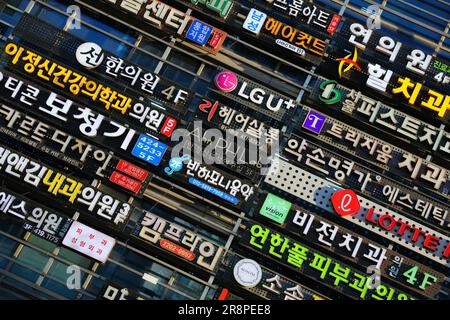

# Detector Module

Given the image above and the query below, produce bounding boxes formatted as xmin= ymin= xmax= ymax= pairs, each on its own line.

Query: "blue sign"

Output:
xmin=189 ymin=178 xmax=238 ymax=205
xmin=132 ymin=134 xmax=167 ymax=166
xmin=186 ymin=19 xmax=213 ymax=46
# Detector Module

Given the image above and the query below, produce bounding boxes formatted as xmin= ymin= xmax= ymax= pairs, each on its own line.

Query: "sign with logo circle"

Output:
xmin=331 ymin=189 xmax=360 ymax=216
xmin=76 ymin=42 xmax=104 ymax=69
xmin=233 ymin=259 xmax=262 ymax=288
xmin=214 ymin=71 xmax=238 ymax=92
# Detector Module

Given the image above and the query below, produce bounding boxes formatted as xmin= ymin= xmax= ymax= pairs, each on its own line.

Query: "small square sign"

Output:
xmin=302 ymin=110 xmax=326 ymax=134
xmin=259 ymin=193 xmax=291 ymax=224
xmin=132 ymin=134 xmax=167 ymax=166
xmin=186 ymin=19 xmax=213 ymax=46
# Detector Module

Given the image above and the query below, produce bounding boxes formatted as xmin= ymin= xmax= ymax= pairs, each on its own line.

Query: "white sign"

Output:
xmin=76 ymin=42 xmax=104 ymax=69
xmin=62 ymin=221 xmax=115 ymax=263
xmin=243 ymin=8 xmax=267 ymax=35
xmin=233 ymin=259 xmax=262 ymax=288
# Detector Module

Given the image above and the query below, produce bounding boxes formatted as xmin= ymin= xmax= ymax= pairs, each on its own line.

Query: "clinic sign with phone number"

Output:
xmin=132 ymin=134 xmax=167 ymax=166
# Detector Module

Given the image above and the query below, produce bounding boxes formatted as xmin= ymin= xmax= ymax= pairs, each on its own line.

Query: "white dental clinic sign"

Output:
xmin=233 ymin=259 xmax=262 ymax=288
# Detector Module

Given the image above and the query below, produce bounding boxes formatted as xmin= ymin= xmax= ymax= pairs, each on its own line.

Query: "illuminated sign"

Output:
xmin=259 ymin=193 xmax=291 ymax=224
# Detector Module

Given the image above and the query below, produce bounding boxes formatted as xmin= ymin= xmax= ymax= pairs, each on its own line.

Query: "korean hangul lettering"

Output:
xmin=309 ymin=253 xmax=331 ymax=280
xmin=41 ymin=92 xmax=72 ymax=121
xmin=398 ymin=153 xmax=422 ymax=179
xmin=96 ymin=195 xmax=120 ymax=221
xmin=421 ymin=90 xmax=450 ymax=118
xmin=164 ymin=223 xmax=184 ymax=242
xmin=144 ymin=109 xmax=164 ymax=131
xmin=197 ymin=165 xmax=211 ymax=180
xmin=367 ymin=64 xmax=393 ymax=92
xmin=23 ymin=162 xmax=47 ymax=186
xmin=218 ymin=105 xmax=236 ymax=125
xmin=396 ymin=192 xmax=414 ymax=209
xmin=344 ymin=129 xmax=362 ymax=147
xmin=140 ymin=211 xmax=166 ymax=242
xmin=4 ymin=77 xmax=24 ymax=100
xmin=42 ymin=170 xmax=83 ymax=203
xmin=286 ymin=138 xmax=307 ymax=162
xmin=5 ymin=43 xmax=25 ymax=65
xmin=228 ymin=179 xmax=242 ymax=196
xmin=342 ymin=90 xmax=361 ymax=114
xmin=313 ymin=9 xmax=331 ymax=29
xmin=181 ymin=230 xmax=201 ymax=251
xmin=198 ymin=100 xmax=219 ymax=121
xmin=315 ymin=221 xmax=339 ymax=246
xmin=0 ymin=147 xmax=11 ymax=166
xmin=349 ymin=273 xmax=370 ymax=299
xmin=418 ymin=125 xmax=438 ymax=146
xmin=197 ymin=242 xmax=223 ymax=271
xmin=284 ymin=285 xmax=304 ymax=300
xmin=363 ymin=244 xmax=386 ymax=269
xmin=406 ymin=49 xmax=432 ymax=75
xmin=26 ymin=208 xmax=49 ymax=229
xmin=328 ymin=158 xmax=354 ymax=182
xmin=382 ymin=185 xmax=400 ymax=204
xmin=249 ymin=224 xmax=270 ymax=249
xmin=295 ymin=31 xmax=313 ymax=50
xmin=264 ymin=127 xmax=280 ymax=145
xmin=234 ymin=113 xmax=251 ymax=131
xmin=265 ymin=18 xmax=283 ymax=36
xmin=374 ymin=108 xmax=398 ymax=130
xmin=73 ymin=107 xmax=105 ymax=137
xmin=268 ymin=233 xmax=289 ymax=259
xmin=240 ymin=184 xmax=254 ymax=201
xmin=4 ymin=152 xmax=29 ymax=179
xmin=245 ymin=120 xmax=265 ymax=141
xmin=105 ymin=56 xmax=125 ymax=76
xmin=205 ymin=170 xmax=221 ymax=186
xmin=305 ymin=148 xmax=329 ymax=175
xmin=397 ymin=116 xmax=421 ymax=140
xmin=140 ymin=73 xmax=159 ymax=94
xmin=110 ymin=93 xmax=133 ymax=114
xmin=287 ymin=242 xmax=308 ymax=268
xmin=388 ymin=265 xmax=399 ymax=278
xmin=327 ymin=122 xmax=344 ymax=139
xmin=41 ymin=212 xmax=63 ymax=235
xmin=392 ymin=77 xmax=422 ymax=105
xmin=279 ymin=25 xmax=298 ymax=42
xmin=430 ymin=206 xmax=448 ymax=226
xmin=273 ymin=0 xmax=288 ymax=11
xmin=414 ymin=199 xmax=433 ymax=219
xmin=375 ymin=144 xmax=393 ymax=164
xmin=349 ymin=23 xmax=373 ymax=50
xmin=376 ymin=36 xmax=401 ymax=62
xmin=329 ymin=262 xmax=351 ymax=286
xmin=186 ymin=160 xmax=200 ymax=176
xmin=36 ymin=60 xmax=58 ymax=82
xmin=129 ymin=103 xmax=151 ymax=124
xmin=371 ymin=285 xmax=395 ymax=300
xmin=52 ymin=66 xmax=73 ymax=88
xmin=0 ymin=192 xmax=27 ymax=220
xmin=438 ymin=132 xmax=450 ymax=155
xmin=81 ymin=81 xmax=103 ymax=101
xmin=67 ymin=73 xmax=88 ymax=95
xmin=360 ymin=136 xmax=379 ymax=155
xmin=357 ymin=96 xmax=381 ymax=123
xmin=120 ymin=65 xmax=143 ymax=86
xmin=301 ymin=4 xmax=318 ymax=25
xmin=352 ymin=170 xmax=372 ymax=191
xmin=77 ymin=187 xmax=102 ymax=211
xmin=143 ymin=1 xmax=190 ymax=34
xmin=292 ymin=210 xmax=314 ymax=235
xmin=120 ymin=0 xmax=146 ymax=14
xmin=311 ymin=38 xmax=327 ymax=56
xmin=262 ymin=275 xmax=282 ymax=295
xmin=21 ymin=50 xmax=43 ymax=74
xmin=338 ymin=233 xmax=363 ymax=257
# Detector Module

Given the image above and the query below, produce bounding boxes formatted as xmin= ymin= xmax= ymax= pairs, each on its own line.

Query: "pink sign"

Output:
xmin=214 ymin=71 xmax=238 ymax=92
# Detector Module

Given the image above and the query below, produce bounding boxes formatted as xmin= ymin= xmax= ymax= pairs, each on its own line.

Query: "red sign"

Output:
xmin=160 ymin=239 xmax=196 ymax=261
xmin=331 ymin=189 xmax=360 ymax=216
xmin=209 ymin=30 xmax=227 ymax=50
xmin=160 ymin=117 xmax=177 ymax=138
xmin=116 ymin=160 xmax=148 ymax=181
xmin=327 ymin=14 xmax=341 ymax=35
xmin=109 ymin=171 xmax=142 ymax=194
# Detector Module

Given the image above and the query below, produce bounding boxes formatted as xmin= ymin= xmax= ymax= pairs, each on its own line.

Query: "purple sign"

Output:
xmin=302 ymin=111 xmax=326 ymax=134
xmin=214 ymin=71 xmax=238 ymax=92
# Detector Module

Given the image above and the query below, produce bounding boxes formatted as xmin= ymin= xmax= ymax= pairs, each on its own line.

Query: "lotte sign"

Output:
xmin=331 ymin=189 xmax=360 ymax=216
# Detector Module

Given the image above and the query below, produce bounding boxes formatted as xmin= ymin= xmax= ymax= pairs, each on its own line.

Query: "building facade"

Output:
xmin=0 ymin=0 xmax=448 ymax=300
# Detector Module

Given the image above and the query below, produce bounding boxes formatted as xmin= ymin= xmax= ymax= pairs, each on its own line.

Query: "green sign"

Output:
xmin=259 ymin=194 xmax=291 ymax=224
